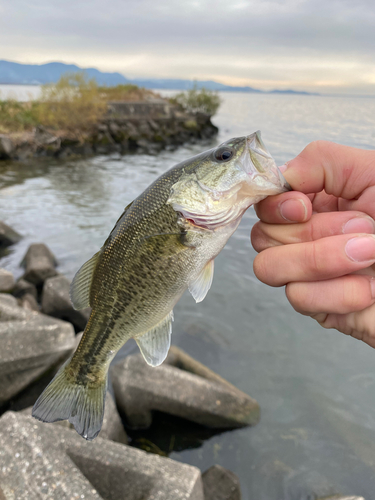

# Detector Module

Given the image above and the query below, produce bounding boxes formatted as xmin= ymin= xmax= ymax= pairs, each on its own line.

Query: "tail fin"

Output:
xmin=32 ymin=359 xmax=107 ymax=441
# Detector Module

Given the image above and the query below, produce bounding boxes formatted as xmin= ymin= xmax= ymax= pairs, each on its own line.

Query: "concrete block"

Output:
xmin=111 ymin=347 xmax=260 ymax=429
xmin=0 ymin=313 xmax=75 ymax=404
xmin=0 ymin=412 xmax=204 ymax=500
xmin=21 ymin=243 xmax=58 ymax=286
xmin=20 ymin=293 xmax=40 ymax=312
xmin=0 ymin=220 xmax=22 ymax=248
xmin=202 ymin=465 xmax=241 ymax=500
xmin=0 ymin=293 xmax=33 ymax=321
xmin=12 ymin=278 xmax=38 ymax=300
xmin=41 ymin=274 xmax=90 ymax=330
xmin=317 ymin=497 xmax=365 ymax=500
xmin=0 ymin=268 xmax=15 ymax=292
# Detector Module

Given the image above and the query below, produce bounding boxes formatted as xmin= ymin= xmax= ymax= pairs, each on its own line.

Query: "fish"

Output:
xmin=32 ymin=131 xmax=291 ymax=440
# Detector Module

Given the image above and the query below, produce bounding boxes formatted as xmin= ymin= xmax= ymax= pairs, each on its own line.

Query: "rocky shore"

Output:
xmin=0 ymin=225 xmax=255 ymax=499
xmin=0 ymin=100 xmax=218 ymax=161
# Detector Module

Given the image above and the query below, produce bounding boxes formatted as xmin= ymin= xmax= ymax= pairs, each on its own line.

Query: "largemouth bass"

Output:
xmin=32 ymin=131 xmax=290 ymax=440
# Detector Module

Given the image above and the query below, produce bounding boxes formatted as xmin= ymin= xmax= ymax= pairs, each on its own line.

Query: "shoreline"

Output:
xmin=0 ymin=100 xmax=218 ymax=161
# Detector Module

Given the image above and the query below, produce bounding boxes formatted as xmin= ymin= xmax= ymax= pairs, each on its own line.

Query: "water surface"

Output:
xmin=1 ymin=92 xmax=375 ymax=499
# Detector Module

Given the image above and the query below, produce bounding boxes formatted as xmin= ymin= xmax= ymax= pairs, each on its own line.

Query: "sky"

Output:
xmin=1 ymin=0 xmax=375 ymax=95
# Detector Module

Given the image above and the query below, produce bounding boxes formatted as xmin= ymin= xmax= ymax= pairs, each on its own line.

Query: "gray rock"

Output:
xmin=0 ymin=312 xmax=75 ymax=404
xmin=317 ymin=497 xmax=365 ymax=500
xmin=20 ymin=293 xmax=40 ymax=312
xmin=12 ymin=278 xmax=38 ymax=300
xmin=41 ymin=275 xmax=90 ymax=330
xmin=0 ymin=412 xmax=204 ymax=500
xmin=0 ymin=293 xmax=33 ymax=321
xmin=0 ymin=268 xmax=15 ymax=292
xmin=111 ymin=347 xmax=260 ymax=429
xmin=202 ymin=465 xmax=241 ymax=500
xmin=0 ymin=134 xmax=14 ymax=158
xmin=21 ymin=243 xmax=58 ymax=285
xmin=0 ymin=220 xmax=22 ymax=248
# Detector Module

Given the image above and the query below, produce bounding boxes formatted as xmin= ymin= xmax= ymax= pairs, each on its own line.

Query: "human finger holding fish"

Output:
xmin=32 ymin=131 xmax=290 ymax=440
xmin=252 ymin=140 xmax=375 ymax=348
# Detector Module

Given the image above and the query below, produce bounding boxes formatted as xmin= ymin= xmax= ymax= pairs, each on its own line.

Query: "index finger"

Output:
xmin=282 ymin=141 xmax=375 ymax=199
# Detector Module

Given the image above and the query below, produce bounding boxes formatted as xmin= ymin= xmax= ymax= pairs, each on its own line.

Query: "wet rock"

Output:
xmin=21 ymin=243 xmax=58 ymax=286
xmin=0 ymin=293 xmax=32 ymax=321
xmin=0 ymin=268 xmax=15 ymax=292
xmin=111 ymin=347 xmax=260 ymax=429
xmin=0 ymin=412 xmax=204 ymax=500
xmin=0 ymin=220 xmax=22 ymax=248
xmin=202 ymin=465 xmax=241 ymax=500
xmin=12 ymin=278 xmax=38 ymax=300
xmin=0 ymin=311 xmax=75 ymax=405
xmin=20 ymin=293 xmax=40 ymax=312
xmin=0 ymin=134 xmax=14 ymax=158
xmin=41 ymin=275 xmax=90 ymax=331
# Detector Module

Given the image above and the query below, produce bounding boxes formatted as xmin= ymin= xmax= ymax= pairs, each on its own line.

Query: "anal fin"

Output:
xmin=135 ymin=310 xmax=174 ymax=367
xmin=188 ymin=260 xmax=214 ymax=303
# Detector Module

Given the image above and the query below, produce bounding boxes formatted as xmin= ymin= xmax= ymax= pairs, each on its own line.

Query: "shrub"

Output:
xmin=0 ymin=99 xmax=39 ymax=133
xmin=170 ymin=85 xmax=221 ymax=116
xmin=35 ymin=73 xmax=107 ymax=132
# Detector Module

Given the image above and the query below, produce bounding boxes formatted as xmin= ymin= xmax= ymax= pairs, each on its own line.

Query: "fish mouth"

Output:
xmin=242 ymin=131 xmax=291 ymax=191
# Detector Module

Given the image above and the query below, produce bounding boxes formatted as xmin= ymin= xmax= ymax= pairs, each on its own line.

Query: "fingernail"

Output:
xmin=278 ymin=162 xmax=289 ymax=173
xmin=280 ymin=198 xmax=307 ymax=222
xmin=345 ymin=235 xmax=375 ymax=262
xmin=371 ymin=278 xmax=375 ymax=299
xmin=343 ymin=217 xmax=375 ymax=234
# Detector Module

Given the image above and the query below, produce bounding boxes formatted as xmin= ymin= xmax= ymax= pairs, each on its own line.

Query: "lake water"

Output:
xmin=1 ymin=88 xmax=375 ymax=499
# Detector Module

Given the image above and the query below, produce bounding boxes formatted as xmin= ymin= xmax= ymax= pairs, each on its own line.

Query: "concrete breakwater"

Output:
xmin=0 ymin=227 xmax=255 ymax=499
xmin=0 ymin=100 xmax=218 ymax=161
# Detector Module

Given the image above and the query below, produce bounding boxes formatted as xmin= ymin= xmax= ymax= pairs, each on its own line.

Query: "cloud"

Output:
xmin=1 ymin=0 xmax=374 ymax=93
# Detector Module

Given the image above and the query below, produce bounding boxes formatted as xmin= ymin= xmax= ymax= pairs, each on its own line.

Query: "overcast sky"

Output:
xmin=1 ymin=0 xmax=374 ymax=94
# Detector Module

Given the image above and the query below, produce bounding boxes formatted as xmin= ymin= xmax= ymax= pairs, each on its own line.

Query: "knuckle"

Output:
xmin=253 ymin=253 xmax=271 ymax=284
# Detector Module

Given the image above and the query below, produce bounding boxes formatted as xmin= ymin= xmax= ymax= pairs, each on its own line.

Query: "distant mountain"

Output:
xmin=0 ymin=60 xmax=317 ymax=95
xmin=0 ymin=60 xmax=129 ymax=86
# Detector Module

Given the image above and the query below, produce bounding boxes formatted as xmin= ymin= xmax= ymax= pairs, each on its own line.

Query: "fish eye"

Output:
xmin=214 ymin=148 xmax=233 ymax=162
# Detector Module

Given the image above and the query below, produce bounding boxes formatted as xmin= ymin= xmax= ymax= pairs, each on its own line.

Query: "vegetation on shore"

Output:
xmin=169 ymin=84 xmax=221 ymax=116
xmin=0 ymin=74 xmax=221 ymax=134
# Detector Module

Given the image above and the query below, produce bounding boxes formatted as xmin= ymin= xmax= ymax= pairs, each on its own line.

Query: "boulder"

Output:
xmin=0 ymin=221 xmax=22 ymax=248
xmin=0 ymin=134 xmax=14 ymax=158
xmin=21 ymin=243 xmax=58 ymax=286
xmin=0 ymin=269 xmax=15 ymax=292
xmin=20 ymin=293 xmax=40 ymax=312
xmin=0 ymin=412 xmax=204 ymax=500
xmin=12 ymin=278 xmax=38 ymax=300
xmin=0 ymin=311 xmax=75 ymax=405
xmin=202 ymin=465 xmax=241 ymax=500
xmin=0 ymin=293 xmax=33 ymax=321
xmin=111 ymin=347 xmax=260 ymax=429
xmin=317 ymin=497 xmax=365 ymax=500
xmin=41 ymin=275 xmax=90 ymax=330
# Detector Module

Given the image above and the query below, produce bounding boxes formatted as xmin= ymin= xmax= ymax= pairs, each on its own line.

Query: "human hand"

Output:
xmin=251 ymin=140 xmax=375 ymax=348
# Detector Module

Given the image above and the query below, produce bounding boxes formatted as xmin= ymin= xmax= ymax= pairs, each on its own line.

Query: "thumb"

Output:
xmin=281 ymin=140 xmax=375 ymax=199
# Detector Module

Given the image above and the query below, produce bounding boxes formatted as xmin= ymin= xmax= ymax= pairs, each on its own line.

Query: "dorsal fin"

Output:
xmin=135 ymin=310 xmax=174 ymax=366
xmin=188 ymin=260 xmax=214 ymax=303
xmin=70 ymin=251 xmax=100 ymax=310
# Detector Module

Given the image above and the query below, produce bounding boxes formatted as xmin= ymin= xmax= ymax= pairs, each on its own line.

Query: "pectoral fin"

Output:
xmin=135 ymin=310 xmax=174 ymax=367
xmin=70 ymin=251 xmax=100 ymax=310
xmin=188 ymin=260 xmax=214 ymax=303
